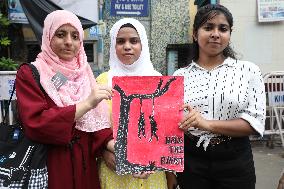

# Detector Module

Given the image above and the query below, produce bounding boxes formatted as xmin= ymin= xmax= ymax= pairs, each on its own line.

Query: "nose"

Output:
xmin=64 ymin=34 xmax=73 ymax=45
xmin=123 ymin=42 xmax=131 ymax=51
xmin=210 ymin=28 xmax=220 ymax=40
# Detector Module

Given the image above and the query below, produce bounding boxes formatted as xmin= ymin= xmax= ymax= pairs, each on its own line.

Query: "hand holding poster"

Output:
xmin=112 ymin=76 xmax=184 ymax=175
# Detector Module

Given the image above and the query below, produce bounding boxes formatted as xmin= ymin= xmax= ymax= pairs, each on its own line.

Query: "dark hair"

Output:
xmin=192 ymin=4 xmax=237 ymax=61
xmin=120 ymin=23 xmax=137 ymax=31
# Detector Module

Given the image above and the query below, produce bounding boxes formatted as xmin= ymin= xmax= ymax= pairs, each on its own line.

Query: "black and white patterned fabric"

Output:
xmin=173 ymin=57 xmax=266 ymax=150
xmin=0 ymin=167 xmax=48 ymax=189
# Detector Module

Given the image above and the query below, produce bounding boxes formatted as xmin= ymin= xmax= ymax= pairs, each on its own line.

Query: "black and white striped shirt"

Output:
xmin=173 ymin=58 xmax=266 ymax=150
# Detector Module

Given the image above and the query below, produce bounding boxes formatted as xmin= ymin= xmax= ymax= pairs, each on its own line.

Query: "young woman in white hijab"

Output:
xmin=96 ymin=18 xmax=170 ymax=189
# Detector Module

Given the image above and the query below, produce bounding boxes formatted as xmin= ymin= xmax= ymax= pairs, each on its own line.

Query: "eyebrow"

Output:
xmin=205 ymin=23 xmax=230 ymax=27
xmin=116 ymin=36 xmax=140 ymax=39
xmin=55 ymin=29 xmax=79 ymax=34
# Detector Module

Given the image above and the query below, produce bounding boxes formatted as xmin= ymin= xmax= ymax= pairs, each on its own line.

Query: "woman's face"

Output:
xmin=50 ymin=24 xmax=80 ymax=61
xmin=194 ymin=13 xmax=231 ymax=58
xmin=115 ymin=27 xmax=142 ymax=65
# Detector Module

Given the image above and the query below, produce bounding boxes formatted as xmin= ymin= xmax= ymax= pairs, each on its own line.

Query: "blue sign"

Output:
xmin=8 ymin=0 xmax=28 ymax=23
xmin=89 ymin=26 xmax=98 ymax=38
xmin=110 ymin=0 xmax=148 ymax=17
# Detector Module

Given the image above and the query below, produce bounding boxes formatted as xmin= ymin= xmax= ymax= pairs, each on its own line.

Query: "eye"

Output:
xmin=219 ymin=25 xmax=230 ymax=32
xmin=130 ymin=37 xmax=140 ymax=44
xmin=202 ymin=25 xmax=212 ymax=31
xmin=55 ymin=32 xmax=65 ymax=38
xmin=72 ymin=33 xmax=79 ymax=40
xmin=116 ymin=38 xmax=125 ymax=45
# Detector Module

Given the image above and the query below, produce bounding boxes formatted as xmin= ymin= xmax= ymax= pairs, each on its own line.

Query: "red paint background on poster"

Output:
xmin=112 ymin=76 xmax=184 ymax=172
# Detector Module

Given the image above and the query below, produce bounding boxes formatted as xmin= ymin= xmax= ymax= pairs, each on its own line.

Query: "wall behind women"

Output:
xmin=102 ymin=0 xmax=190 ymax=75
xmin=220 ymin=0 xmax=284 ymax=73
xmin=150 ymin=0 xmax=190 ymax=73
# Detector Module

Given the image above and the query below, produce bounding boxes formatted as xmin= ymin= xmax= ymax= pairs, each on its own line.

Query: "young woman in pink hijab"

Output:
xmin=16 ymin=10 xmax=114 ymax=189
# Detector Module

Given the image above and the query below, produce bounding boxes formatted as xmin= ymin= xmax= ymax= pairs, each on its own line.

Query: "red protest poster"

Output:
xmin=112 ymin=76 xmax=184 ymax=175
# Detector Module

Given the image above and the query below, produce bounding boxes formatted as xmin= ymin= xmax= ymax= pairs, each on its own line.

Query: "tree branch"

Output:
xmin=113 ymin=84 xmax=126 ymax=97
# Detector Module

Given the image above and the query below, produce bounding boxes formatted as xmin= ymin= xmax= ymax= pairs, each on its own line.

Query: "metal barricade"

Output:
xmin=0 ymin=71 xmax=17 ymax=125
xmin=263 ymin=71 xmax=284 ymax=148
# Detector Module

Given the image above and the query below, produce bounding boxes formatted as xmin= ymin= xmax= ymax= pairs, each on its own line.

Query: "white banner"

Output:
xmin=0 ymin=73 xmax=16 ymax=100
xmin=258 ymin=0 xmax=284 ymax=22
xmin=268 ymin=91 xmax=284 ymax=106
xmin=50 ymin=0 xmax=98 ymax=23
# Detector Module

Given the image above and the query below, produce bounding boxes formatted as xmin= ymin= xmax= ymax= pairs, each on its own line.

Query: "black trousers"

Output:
xmin=177 ymin=136 xmax=256 ymax=189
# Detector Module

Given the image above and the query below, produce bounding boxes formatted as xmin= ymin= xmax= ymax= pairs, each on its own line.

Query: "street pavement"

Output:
xmin=252 ymin=141 xmax=284 ymax=189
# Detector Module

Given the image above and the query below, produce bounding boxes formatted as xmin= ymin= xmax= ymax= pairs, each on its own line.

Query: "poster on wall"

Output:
xmin=112 ymin=76 xmax=184 ymax=175
xmin=257 ymin=0 xmax=284 ymax=22
xmin=8 ymin=0 xmax=28 ymax=23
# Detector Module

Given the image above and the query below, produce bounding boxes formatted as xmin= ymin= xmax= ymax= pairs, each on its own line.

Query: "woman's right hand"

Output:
xmin=132 ymin=171 xmax=155 ymax=179
xmin=88 ymin=85 xmax=113 ymax=108
xmin=75 ymin=85 xmax=112 ymax=120
xmin=178 ymin=104 xmax=210 ymax=132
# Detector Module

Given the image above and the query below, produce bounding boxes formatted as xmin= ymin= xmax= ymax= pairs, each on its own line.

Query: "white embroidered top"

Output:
xmin=173 ymin=57 xmax=266 ymax=150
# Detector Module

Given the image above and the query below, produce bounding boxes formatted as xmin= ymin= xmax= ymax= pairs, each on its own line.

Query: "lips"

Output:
xmin=124 ymin=53 xmax=134 ymax=56
xmin=208 ymin=41 xmax=221 ymax=45
xmin=63 ymin=49 xmax=73 ymax=53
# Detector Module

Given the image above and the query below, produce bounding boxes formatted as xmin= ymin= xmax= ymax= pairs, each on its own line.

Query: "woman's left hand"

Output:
xmin=102 ymin=150 xmax=116 ymax=171
xmin=106 ymin=139 xmax=115 ymax=153
xmin=178 ymin=104 xmax=210 ymax=132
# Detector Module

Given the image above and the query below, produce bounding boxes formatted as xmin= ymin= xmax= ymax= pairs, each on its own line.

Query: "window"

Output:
xmin=166 ymin=44 xmax=195 ymax=75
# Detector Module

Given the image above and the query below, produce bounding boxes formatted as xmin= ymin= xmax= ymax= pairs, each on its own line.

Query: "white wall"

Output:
xmin=220 ymin=0 xmax=284 ymax=74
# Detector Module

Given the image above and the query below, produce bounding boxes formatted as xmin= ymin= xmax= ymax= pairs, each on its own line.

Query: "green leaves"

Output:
xmin=0 ymin=7 xmax=17 ymax=71
xmin=0 ymin=13 xmax=10 ymax=26
xmin=0 ymin=13 xmax=10 ymax=47
xmin=0 ymin=37 xmax=11 ymax=46
xmin=0 ymin=57 xmax=18 ymax=71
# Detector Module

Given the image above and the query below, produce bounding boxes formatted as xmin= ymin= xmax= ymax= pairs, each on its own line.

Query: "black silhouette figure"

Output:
xmin=113 ymin=77 xmax=176 ymax=174
xmin=149 ymin=97 xmax=158 ymax=142
xmin=149 ymin=115 xmax=158 ymax=142
xmin=138 ymin=98 xmax=146 ymax=139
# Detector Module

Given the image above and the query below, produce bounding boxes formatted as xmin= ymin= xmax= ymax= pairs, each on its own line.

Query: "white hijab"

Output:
xmin=108 ymin=18 xmax=161 ymax=86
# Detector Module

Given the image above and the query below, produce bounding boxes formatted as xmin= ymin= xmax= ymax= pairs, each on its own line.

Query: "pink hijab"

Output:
xmin=32 ymin=10 xmax=110 ymax=132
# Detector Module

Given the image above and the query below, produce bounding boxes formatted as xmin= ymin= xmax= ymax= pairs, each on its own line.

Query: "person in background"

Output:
xmin=173 ymin=4 xmax=266 ymax=189
xmin=96 ymin=18 xmax=173 ymax=189
xmin=16 ymin=10 xmax=114 ymax=189
xmin=277 ymin=170 xmax=284 ymax=189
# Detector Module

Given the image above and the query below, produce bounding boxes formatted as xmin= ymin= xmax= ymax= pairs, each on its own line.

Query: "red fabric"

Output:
xmin=16 ymin=64 xmax=113 ymax=189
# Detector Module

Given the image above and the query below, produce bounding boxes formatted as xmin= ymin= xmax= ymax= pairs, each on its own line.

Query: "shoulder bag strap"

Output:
xmin=2 ymin=63 xmax=45 ymax=124
xmin=27 ymin=63 xmax=45 ymax=93
xmin=2 ymin=82 xmax=16 ymax=124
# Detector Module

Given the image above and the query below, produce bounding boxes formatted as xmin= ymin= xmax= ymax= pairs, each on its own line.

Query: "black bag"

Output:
xmin=0 ymin=63 xmax=48 ymax=188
